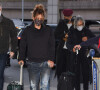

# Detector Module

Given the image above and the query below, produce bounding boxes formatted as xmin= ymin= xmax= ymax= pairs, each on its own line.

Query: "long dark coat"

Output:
xmin=67 ymin=27 xmax=95 ymax=90
xmin=55 ymin=19 xmax=72 ymax=79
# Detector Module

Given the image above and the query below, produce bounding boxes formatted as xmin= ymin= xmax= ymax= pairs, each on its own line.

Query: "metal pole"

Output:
xmin=22 ymin=0 xmax=24 ymax=23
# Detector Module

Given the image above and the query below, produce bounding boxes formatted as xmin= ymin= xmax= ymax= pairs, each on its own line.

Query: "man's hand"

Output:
xmin=10 ymin=52 xmax=15 ymax=58
xmin=63 ymin=34 xmax=68 ymax=41
xmin=65 ymin=34 xmax=68 ymax=38
xmin=82 ymin=37 xmax=88 ymax=42
xmin=48 ymin=60 xmax=54 ymax=68
xmin=18 ymin=60 xmax=24 ymax=65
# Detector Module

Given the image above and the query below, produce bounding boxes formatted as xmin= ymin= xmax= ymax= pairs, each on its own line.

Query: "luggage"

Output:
xmin=57 ymin=49 xmax=79 ymax=90
xmin=57 ymin=71 xmax=75 ymax=90
xmin=7 ymin=64 xmax=23 ymax=90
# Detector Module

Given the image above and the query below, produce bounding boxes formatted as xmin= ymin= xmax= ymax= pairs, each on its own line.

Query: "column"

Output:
xmin=47 ymin=0 xmax=59 ymax=24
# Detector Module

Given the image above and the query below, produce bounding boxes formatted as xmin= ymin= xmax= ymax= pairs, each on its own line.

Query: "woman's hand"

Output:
xmin=18 ymin=60 xmax=24 ymax=65
xmin=48 ymin=60 xmax=54 ymax=68
xmin=9 ymin=52 xmax=15 ymax=58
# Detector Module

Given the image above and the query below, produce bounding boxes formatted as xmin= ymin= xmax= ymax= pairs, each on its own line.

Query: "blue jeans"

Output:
xmin=0 ymin=53 xmax=8 ymax=90
xmin=27 ymin=61 xmax=51 ymax=90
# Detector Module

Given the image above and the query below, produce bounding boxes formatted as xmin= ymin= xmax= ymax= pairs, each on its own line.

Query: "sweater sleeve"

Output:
xmin=48 ymin=29 xmax=55 ymax=61
xmin=80 ymin=35 xmax=100 ymax=47
xmin=18 ymin=28 xmax=27 ymax=61
xmin=10 ymin=20 xmax=18 ymax=52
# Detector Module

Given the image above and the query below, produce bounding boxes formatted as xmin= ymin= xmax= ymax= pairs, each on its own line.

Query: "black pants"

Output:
xmin=75 ymin=52 xmax=89 ymax=90
xmin=6 ymin=54 xmax=10 ymax=65
xmin=0 ymin=53 xmax=8 ymax=90
xmin=56 ymin=48 xmax=70 ymax=80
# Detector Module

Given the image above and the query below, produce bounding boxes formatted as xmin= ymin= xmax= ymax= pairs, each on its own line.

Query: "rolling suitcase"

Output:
xmin=7 ymin=64 xmax=23 ymax=90
xmin=57 ymin=48 xmax=79 ymax=90
xmin=57 ymin=71 xmax=75 ymax=90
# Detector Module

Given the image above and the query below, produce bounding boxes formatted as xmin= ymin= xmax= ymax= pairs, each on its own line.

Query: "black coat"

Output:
xmin=67 ymin=27 xmax=95 ymax=51
xmin=55 ymin=20 xmax=71 ymax=49
xmin=55 ymin=20 xmax=72 ymax=78
xmin=67 ymin=26 xmax=95 ymax=69
xmin=0 ymin=15 xmax=17 ymax=53
xmin=67 ymin=27 xmax=95 ymax=90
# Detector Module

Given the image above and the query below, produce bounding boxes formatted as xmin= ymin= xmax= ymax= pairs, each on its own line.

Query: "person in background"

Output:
xmin=55 ymin=9 xmax=73 ymax=80
xmin=73 ymin=35 xmax=100 ymax=50
xmin=18 ymin=4 xmax=55 ymax=90
xmin=67 ymin=16 xmax=95 ymax=90
xmin=0 ymin=4 xmax=17 ymax=90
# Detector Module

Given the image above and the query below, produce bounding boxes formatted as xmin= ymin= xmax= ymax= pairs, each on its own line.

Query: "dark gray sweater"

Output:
xmin=19 ymin=22 xmax=55 ymax=62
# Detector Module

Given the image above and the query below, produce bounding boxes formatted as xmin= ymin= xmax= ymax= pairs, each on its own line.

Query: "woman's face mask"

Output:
xmin=34 ymin=14 xmax=44 ymax=26
xmin=34 ymin=19 xmax=43 ymax=26
xmin=64 ymin=19 xmax=70 ymax=24
xmin=77 ymin=26 xmax=84 ymax=31
xmin=76 ymin=20 xmax=84 ymax=31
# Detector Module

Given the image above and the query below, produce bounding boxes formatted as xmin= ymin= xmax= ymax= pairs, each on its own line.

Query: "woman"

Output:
xmin=67 ymin=16 xmax=95 ymax=90
xmin=55 ymin=9 xmax=73 ymax=80
xmin=18 ymin=4 xmax=55 ymax=90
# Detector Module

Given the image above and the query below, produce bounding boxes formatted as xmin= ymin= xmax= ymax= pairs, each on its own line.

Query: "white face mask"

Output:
xmin=67 ymin=23 xmax=72 ymax=29
xmin=77 ymin=26 xmax=83 ymax=31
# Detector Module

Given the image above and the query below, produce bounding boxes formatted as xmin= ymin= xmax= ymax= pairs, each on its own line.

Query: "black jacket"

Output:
xmin=80 ymin=35 xmax=100 ymax=47
xmin=66 ymin=27 xmax=95 ymax=73
xmin=55 ymin=19 xmax=72 ymax=78
xmin=67 ymin=27 xmax=95 ymax=51
xmin=55 ymin=19 xmax=71 ymax=49
xmin=19 ymin=22 xmax=55 ymax=63
xmin=0 ymin=15 xmax=17 ymax=54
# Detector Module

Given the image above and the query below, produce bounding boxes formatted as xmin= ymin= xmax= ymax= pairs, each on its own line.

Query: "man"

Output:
xmin=74 ymin=35 xmax=100 ymax=50
xmin=0 ymin=4 xmax=17 ymax=90
xmin=55 ymin=9 xmax=73 ymax=79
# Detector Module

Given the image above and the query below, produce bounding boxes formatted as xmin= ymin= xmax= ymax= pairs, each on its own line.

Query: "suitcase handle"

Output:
xmin=20 ymin=64 xmax=23 ymax=85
